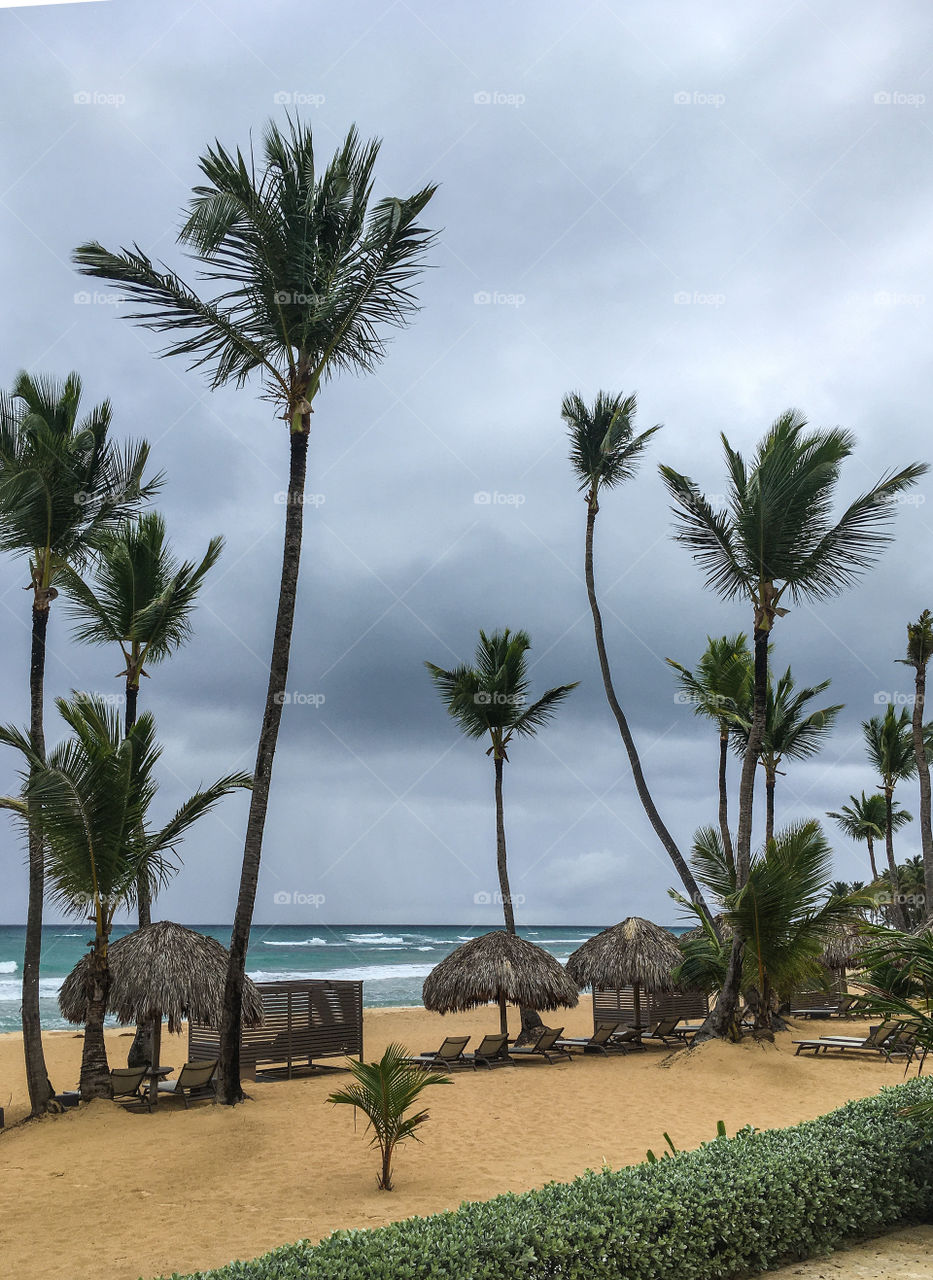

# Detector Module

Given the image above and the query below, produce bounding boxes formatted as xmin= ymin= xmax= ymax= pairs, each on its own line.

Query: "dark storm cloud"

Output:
xmin=1 ymin=0 xmax=932 ymax=924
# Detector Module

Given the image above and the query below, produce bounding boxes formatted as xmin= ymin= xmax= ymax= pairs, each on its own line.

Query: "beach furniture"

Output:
xmin=641 ymin=1017 xmax=694 ymax=1047
xmin=608 ymin=1025 xmax=645 ymax=1051
xmin=509 ymin=1026 xmax=573 ymax=1063
xmin=555 ymin=1021 xmax=625 ymax=1055
xmin=405 ymin=1036 xmax=471 ymax=1070
xmin=462 ymin=1032 xmax=513 ymax=1068
xmin=791 ymin=994 xmax=858 ymax=1019
xmin=157 ymin=1059 xmax=219 ymax=1107
xmin=793 ymin=1020 xmax=911 ymax=1060
xmin=109 ymin=1065 xmax=148 ymax=1105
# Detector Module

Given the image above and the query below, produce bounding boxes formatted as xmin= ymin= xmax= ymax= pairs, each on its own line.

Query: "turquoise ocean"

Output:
xmin=0 ymin=923 xmax=685 ymax=1033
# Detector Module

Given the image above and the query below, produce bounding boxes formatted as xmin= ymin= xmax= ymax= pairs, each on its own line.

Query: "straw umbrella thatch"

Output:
xmin=819 ymin=920 xmax=869 ymax=974
xmin=567 ymin=916 xmax=684 ymax=1028
xmin=422 ymin=931 xmax=579 ymax=1036
xmin=60 ymin=921 xmax=263 ymax=1106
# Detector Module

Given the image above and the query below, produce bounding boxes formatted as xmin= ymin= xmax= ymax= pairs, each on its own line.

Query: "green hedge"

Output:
xmin=165 ymin=1079 xmax=933 ymax=1280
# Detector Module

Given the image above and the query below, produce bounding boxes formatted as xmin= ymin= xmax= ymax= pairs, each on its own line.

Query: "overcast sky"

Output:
xmin=1 ymin=0 xmax=931 ymax=928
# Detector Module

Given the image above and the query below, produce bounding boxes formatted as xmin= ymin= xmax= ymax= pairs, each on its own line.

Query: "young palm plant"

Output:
xmin=74 ymin=119 xmax=437 ymax=1104
xmin=0 ymin=371 xmax=157 ymax=1113
xmin=667 ymin=633 xmax=751 ymax=869
xmin=899 ymin=610 xmax=933 ymax=923
xmin=561 ymin=392 xmax=720 ymax=924
xmin=730 ymin=667 xmax=842 ymax=845
xmin=827 ymin=791 xmax=911 ymax=883
xmin=660 ymin=410 xmax=925 ymax=1038
xmin=863 ymin=706 xmax=921 ymax=930
xmin=0 ymin=693 xmax=250 ymax=1098
xmin=425 ymin=629 xmax=577 ymax=1031
xmin=327 ymin=1043 xmax=450 ymax=1190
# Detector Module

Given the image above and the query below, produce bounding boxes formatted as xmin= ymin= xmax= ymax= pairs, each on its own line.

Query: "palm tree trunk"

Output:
xmin=884 ymin=786 xmax=909 ymax=930
xmin=866 ymin=832 xmax=879 ymax=883
xmin=583 ymin=496 xmax=718 ymax=928
xmin=765 ymin=768 xmax=775 ymax=847
xmin=23 ymin=602 xmax=54 ymax=1114
xmin=494 ymin=755 xmax=542 ymax=1039
xmin=125 ymin=680 xmax=154 ymax=1070
xmin=911 ymin=663 xmax=933 ymax=923
xmin=79 ymin=950 xmax=111 ymax=1100
xmin=698 ymin=624 xmax=768 ymax=1043
xmin=718 ymin=731 xmax=734 ymax=873
xmin=219 ymin=425 xmax=310 ymax=1105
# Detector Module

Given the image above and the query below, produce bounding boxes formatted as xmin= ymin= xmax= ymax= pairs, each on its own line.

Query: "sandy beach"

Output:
xmin=2 ymin=998 xmax=931 ymax=1280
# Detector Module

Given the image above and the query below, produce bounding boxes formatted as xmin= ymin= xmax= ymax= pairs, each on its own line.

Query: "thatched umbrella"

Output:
xmin=60 ymin=921 xmax=263 ymax=1107
xmin=567 ymin=916 xmax=684 ymax=1029
xmin=422 ymin=931 xmax=579 ymax=1036
xmin=820 ymin=920 xmax=868 ymax=974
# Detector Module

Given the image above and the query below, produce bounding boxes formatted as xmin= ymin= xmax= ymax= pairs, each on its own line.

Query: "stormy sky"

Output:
xmin=1 ymin=0 xmax=932 ymax=928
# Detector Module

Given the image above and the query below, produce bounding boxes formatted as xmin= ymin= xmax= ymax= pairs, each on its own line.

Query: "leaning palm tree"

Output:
xmin=899 ymin=610 xmax=933 ymax=922
xmin=0 ymin=372 xmax=157 ymax=1114
xmin=425 ymin=629 xmax=577 ymax=1031
xmin=74 ymin=119 xmax=437 ymax=1104
xmin=562 ymin=391 xmax=717 ymax=925
xmin=827 ymin=791 xmax=911 ymax=883
xmin=667 ymin=633 xmax=751 ymax=868
xmin=0 ymin=693 xmax=250 ymax=1098
xmin=660 ymin=410 xmax=925 ymax=1038
xmin=863 ymin=706 xmax=918 ymax=930
xmin=731 ymin=667 xmax=842 ymax=844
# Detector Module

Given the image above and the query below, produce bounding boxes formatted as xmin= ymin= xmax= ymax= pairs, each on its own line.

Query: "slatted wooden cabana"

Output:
xmin=189 ymin=979 xmax=363 ymax=1079
xmin=593 ymin=986 xmax=708 ymax=1030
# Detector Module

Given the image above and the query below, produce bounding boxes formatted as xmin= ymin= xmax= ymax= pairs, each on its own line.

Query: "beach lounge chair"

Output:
xmin=509 ymin=1026 xmax=573 ymax=1064
xmin=109 ymin=1065 xmax=148 ymax=1105
xmin=462 ymin=1033 xmax=512 ymax=1068
xmin=791 ymin=994 xmax=859 ymax=1019
xmin=641 ymin=1017 xmax=694 ymax=1047
xmin=793 ymin=1020 xmax=904 ymax=1059
xmin=608 ymin=1025 xmax=646 ymax=1051
xmin=555 ymin=1021 xmax=625 ymax=1055
xmin=405 ymin=1036 xmax=470 ymax=1070
xmin=157 ymin=1060 xmax=218 ymax=1108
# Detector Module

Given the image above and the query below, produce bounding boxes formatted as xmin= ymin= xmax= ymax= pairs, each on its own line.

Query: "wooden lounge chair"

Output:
xmin=109 ymin=1065 xmax=148 ymax=1106
xmin=641 ymin=1017 xmax=694 ymax=1047
xmin=608 ymin=1025 xmax=646 ymax=1051
xmin=462 ymin=1033 xmax=512 ymax=1068
xmin=157 ymin=1060 xmax=218 ymax=1108
xmin=509 ymin=1026 xmax=573 ymax=1064
xmin=555 ymin=1021 xmax=625 ymax=1055
xmin=793 ymin=1020 xmax=906 ymax=1059
xmin=405 ymin=1036 xmax=470 ymax=1070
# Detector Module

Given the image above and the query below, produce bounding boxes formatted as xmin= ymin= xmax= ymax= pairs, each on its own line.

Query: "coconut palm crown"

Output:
xmin=827 ymin=791 xmax=911 ymax=883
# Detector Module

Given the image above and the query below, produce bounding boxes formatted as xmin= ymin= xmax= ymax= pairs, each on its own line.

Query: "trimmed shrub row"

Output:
xmin=165 ymin=1078 xmax=933 ymax=1280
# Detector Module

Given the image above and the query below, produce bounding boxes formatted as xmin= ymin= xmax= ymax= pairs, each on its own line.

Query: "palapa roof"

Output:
xmin=422 ymin=930 xmax=579 ymax=1013
xmin=819 ymin=920 xmax=869 ymax=971
xmin=58 ymin=920 xmax=264 ymax=1033
xmin=567 ymin=916 xmax=683 ymax=992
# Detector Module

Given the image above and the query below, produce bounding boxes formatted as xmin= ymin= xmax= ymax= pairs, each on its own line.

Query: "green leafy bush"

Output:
xmin=162 ymin=1079 xmax=933 ymax=1280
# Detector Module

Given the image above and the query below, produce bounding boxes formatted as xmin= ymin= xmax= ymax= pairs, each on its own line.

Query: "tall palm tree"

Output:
xmin=425 ymin=629 xmax=577 ymax=1031
xmin=731 ymin=667 xmax=842 ymax=844
xmin=827 ymin=791 xmax=910 ymax=883
xmin=667 ymin=633 xmax=751 ymax=869
xmin=561 ymin=391 xmax=718 ymax=926
xmin=74 ymin=119 xmax=437 ymax=1104
xmin=0 ymin=372 xmax=157 ymax=1114
xmin=660 ymin=409 xmax=925 ymax=1038
xmin=899 ymin=610 xmax=933 ymax=922
xmin=0 ymin=693 xmax=250 ymax=1098
xmin=863 ymin=706 xmax=918 ymax=929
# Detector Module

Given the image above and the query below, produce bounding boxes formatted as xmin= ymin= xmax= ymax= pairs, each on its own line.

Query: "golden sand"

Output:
xmin=1 ymin=999 xmax=929 ymax=1280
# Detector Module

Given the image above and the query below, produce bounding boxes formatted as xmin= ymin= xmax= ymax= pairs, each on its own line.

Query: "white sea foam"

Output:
xmin=247 ymin=962 xmax=433 ymax=985
xmin=345 ymin=934 xmax=406 ymax=946
xmin=0 ymin=960 xmax=17 ymax=973
xmin=0 ymin=976 xmax=62 ymax=1001
xmin=261 ymin=938 xmax=333 ymax=947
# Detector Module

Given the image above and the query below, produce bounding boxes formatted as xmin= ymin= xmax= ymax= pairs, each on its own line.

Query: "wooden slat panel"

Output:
xmin=592 ymin=986 xmax=708 ymax=1029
